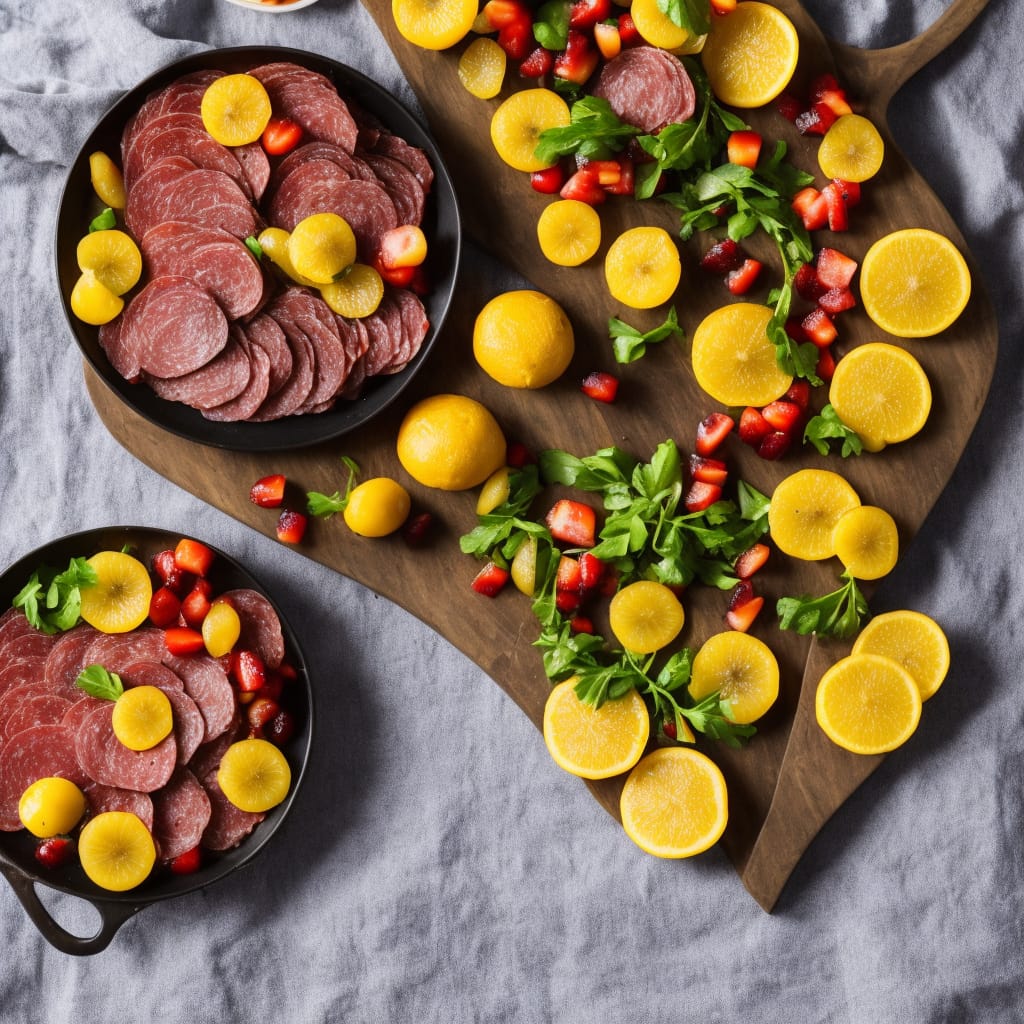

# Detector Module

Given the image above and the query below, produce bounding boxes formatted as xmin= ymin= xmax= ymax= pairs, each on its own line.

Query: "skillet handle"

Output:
xmin=5 ymin=866 xmax=140 ymax=956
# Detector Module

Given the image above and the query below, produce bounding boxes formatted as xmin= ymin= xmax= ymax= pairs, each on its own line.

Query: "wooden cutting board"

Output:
xmin=84 ymin=0 xmax=996 ymax=910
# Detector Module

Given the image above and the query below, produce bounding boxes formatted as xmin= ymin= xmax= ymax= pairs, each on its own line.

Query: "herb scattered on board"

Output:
xmin=12 ymin=557 xmax=97 ymax=634
xmin=88 ymin=207 xmax=117 ymax=233
xmin=803 ymin=404 xmax=864 ymax=457
xmin=777 ymin=570 xmax=870 ymax=640
xmin=533 ymin=96 xmax=640 ymax=165
xmin=608 ymin=307 xmax=686 ymax=364
xmin=306 ymin=457 xmax=360 ymax=517
xmin=76 ymin=664 xmax=124 ymax=701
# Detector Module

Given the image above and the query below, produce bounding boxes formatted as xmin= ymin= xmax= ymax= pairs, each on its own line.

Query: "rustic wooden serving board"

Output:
xmin=85 ymin=0 xmax=996 ymax=910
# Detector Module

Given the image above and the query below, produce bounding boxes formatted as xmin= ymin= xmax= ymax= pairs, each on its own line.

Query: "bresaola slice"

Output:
xmin=75 ymin=703 xmax=177 ymax=793
xmin=152 ymin=768 xmax=212 ymax=861
xmin=0 ymin=725 xmax=90 ymax=831
xmin=591 ymin=45 xmax=696 ymax=133
xmin=145 ymin=329 xmax=253 ymax=410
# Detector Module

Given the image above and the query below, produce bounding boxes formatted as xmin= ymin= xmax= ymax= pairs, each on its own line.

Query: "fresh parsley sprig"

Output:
xmin=657 ymin=0 xmax=711 ymax=37
xmin=776 ymin=569 xmax=870 ymax=640
xmin=803 ymin=404 xmax=864 ymax=457
xmin=306 ymin=456 xmax=361 ymax=517
xmin=12 ymin=557 xmax=98 ymax=634
xmin=608 ymin=307 xmax=685 ymax=364
xmin=534 ymin=95 xmax=640 ymax=164
xmin=532 ymin=0 xmax=571 ymax=50
xmin=76 ymin=664 xmax=124 ymax=701
xmin=88 ymin=207 xmax=116 ymax=233
xmin=459 ymin=465 xmax=547 ymax=567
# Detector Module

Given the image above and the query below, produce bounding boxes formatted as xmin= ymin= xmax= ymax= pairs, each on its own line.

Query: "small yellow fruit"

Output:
xmin=609 ymin=580 xmax=685 ymax=654
xmin=476 ymin=467 xmax=512 ymax=516
xmin=817 ymin=114 xmax=885 ymax=183
xmin=111 ymin=685 xmax=174 ymax=751
xmin=536 ymin=199 xmax=602 ymax=267
xmin=688 ymin=631 xmax=779 ymax=724
xmin=768 ymin=469 xmax=861 ymax=561
xmin=218 ymin=738 xmax=291 ymax=813
xmin=200 ymin=73 xmax=272 ymax=146
xmin=287 ymin=213 xmax=357 ymax=285
xmin=202 ymin=600 xmax=242 ymax=658
xmin=78 ymin=811 xmax=156 ymax=891
xmin=604 ymin=226 xmax=681 ymax=309
xmin=630 ymin=0 xmax=705 ymax=52
xmin=76 ymin=229 xmax=142 ymax=296
xmin=343 ymin=477 xmax=412 ymax=537
xmin=79 ymin=550 xmax=153 ymax=634
xmin=19 ymin=777 xmax=87 ymax=838
xmin=490 ymin=88 xmax=571 ymax=172
xmin=832 ymin=505 xmax=899 ymax=580
xmin=257 ymin=227 xmax=318 ymax=287
xmin=319 ymin=263 xmax=384 ymax=318
xmin=510 ymin=535 xmax=540 ymax=596
xmin=70 ymin=272 xmax=124 ymax=326
xmin=392 ymin=0 xmax=479 ymax=50
xmin=853 ymin=610 xmax=950 ymax=702
xmin=458 ymin=36 xmax=507 ymax=99
xmin=88 ymin=151 xmax=127 ymax=210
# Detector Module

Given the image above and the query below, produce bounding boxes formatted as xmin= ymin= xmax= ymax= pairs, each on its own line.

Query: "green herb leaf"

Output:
xmin=777 ymin=570 xmax=870 ymax=639
xmin=459 ymin=465 xmax=545 ymax=559
xmin=534 ymin=95 xmax=639 ymax=164
xmin=803 ymin=403 xmax=864 ymax=457
xmin=306 ymin=456 xmax=360 ymax=517
xmin=76 ymin=663 xmax=124 ymax=701
xmin=681 ymin=691 xmax=757 ymax=748
xmin=244 ymin=235 xmax=263 ymax=260
xmin=608 ymin=307 xmax=686 ymax=363
xmin=88 ymin=207 xmax=117 ymax=233
xmin=656 ymin=0 xmax=710 ymax=37
xmin=12 ymin=557 xmax=98 ymax=635
xmin=533 ymin=0 xmax=571 ymax=50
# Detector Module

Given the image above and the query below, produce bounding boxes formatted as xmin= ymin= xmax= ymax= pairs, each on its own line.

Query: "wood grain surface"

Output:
xmin=83 ymin=0 xmax=996 ymax=910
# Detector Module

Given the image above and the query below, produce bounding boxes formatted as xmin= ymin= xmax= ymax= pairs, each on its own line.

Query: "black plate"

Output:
xmin=55 ymin=46 xmax=461 ymax=452
xmin=0 ymin=527 xmax=313 ymax=954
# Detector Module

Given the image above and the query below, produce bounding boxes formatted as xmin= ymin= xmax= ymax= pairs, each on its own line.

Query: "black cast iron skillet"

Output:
xmin=0 ymin=527 xmax=313 ymax=954
xmin=55 ymin=46 xmax=461 ymax=452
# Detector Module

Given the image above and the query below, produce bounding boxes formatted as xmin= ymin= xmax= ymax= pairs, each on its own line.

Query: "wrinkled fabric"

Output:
xmin=1 ymin=0 xmax=1022 ymax=1020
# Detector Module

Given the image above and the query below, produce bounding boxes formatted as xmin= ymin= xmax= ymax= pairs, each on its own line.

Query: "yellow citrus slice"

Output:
xmin=70 ymin=272 xmax=124 ymax=326
xmin=604 ymin=226 xmax=681 ymax=309
xmin=112 ymin=685 xmax=174 ymax=751
xmin=691 ymin=301 xmax=793 ymax=406
xmin=688 ymin=630 xmax=779 ymax=724
xmin=619 ymin=747 xmax=728 ymax=858
xmin=510 ymin=535 xmax=539 ymax=596
xmin=76 ymin=229 xmax=143 ymax=296
xmin=78 ymin=811 xmax=157 ymax=891
xmin=217 ymin=738 xmax=292 ymax=814
xmin=256 ymin=227 xmax=318 ymax=287
xmin=543 ymin=678 xmax=650 ymax=780
xmin=287 ymin=213 xmax=357 ymax=285
xmin=609 ymin=581 xmax=685 ymax=654
xmin=630 ymin=0 xmax=706 ymax=52
xmin=473 ymin=289 xmax=575 ymax=388
xmin=392 ymin=0 xmax=478 ymax=49
xmin=79 ymin=550 xmax=153 ymax=634
xmin=700 ymin=1 xmax=799 ymax=108
xmin=817 ymin=114 xmax=885 ymax=183
xmin=458 ymin=36 xmax=507 ymax=99
xmin=319 ymin=263 xmax=385 ymax=318
xmin=859 ymin=228 xmax=971 ymax=338
xmin=202 ymin=600 xmax=242 ymax=658
xmin=853 ymin=610 xmax=950 ymax=701
xmin=815 ymin=653 xmax=922 ymax=755
xmin=200 ymin=73 xmax=272 ymax=146
xmin=768 ymin=469 xmax=861 ymax=561
xmin=832 ymin=505 xmax=899 ymax=580
xmin=88 ymin=151 xmax=127 ymax=209
xmin=19 ymin=777 xmax=87 ymax=838
xmin=536 ymin=199 xmax=602 ymax=267
xmin=343 ymin=477 xmax=412 ymax=537
xmin=397 ymin=394 xmax=507 ymax=491
xmin=476 ymin=466 xmax=512 ymax=516
xmin=828 ymin=342 xmax=932 ymax=452
xmin=490 ymin=88 xmax=571 ymax=172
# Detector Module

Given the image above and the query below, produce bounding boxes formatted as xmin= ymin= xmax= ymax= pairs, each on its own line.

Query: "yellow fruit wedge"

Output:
xmin=112 ymin=686 xmax=174 ymax=751
xmin=287 ymin=213 xmax=357 ymax=285
xmin=202 ymin=600 xmax=242 ymax=658
xmin=490 ymin=88 xmax=571 ymax=172
xmin=817 ymin=114 xmax=885 ymax=183
xmin=476 ymin=467 xmax=512 ymax=515
xmin=691 ymin=302 xmax=792 ymax=407
xmin=200 ymin=73 xmax=272 ymax=147
xmin=853 ymin=610 xmax=950 ymax=701
xmin=88 ymin=151 xmax=127 ymax=209
xmin=688 ymin=630 xmax=779 ymax=724
xmin=218 ymin=739 xmax=291 ymax=814
xmin=815 ymin=653 xmax=922 ymax=755
xmin=76 ymin=229 xmax=142 ymax=296
xmin=700 ymin=1 xmax=799 ymax=108
xmin=859 ymin=228 xmax=971 ymax=338
xmin=832 ymin=505 xmax=899 ymax=581
xmin=604 ymin=226 xmax=681 ymax=309
xmin=70 ymin=272 xmax=124 ymax=326
xmin=768 ymin=469 xmax=861 ymax=561
xmin=79 ymin=550 xmax=153 ymax=634
xmin=19 ymin=777 xmax=87 ymax=838
xmin=537 ymin=199 xmax=602 ymax=267
xmin=392 ymin=0 xmax=478 ymax=50
xmin=257 ymin=227 xmax=318 ymax=287
xmin=619 ymin=747 xmax=728 ymax=858
xmin=543 ymin=679 xmax=650 ymax=780
xmin=630 ymin=0 xmax=706 ymax=52
xmin=458 ymin=36 xmax=507 ymax=98
xmin=319 ymin=263 xmax=384 ymax=318
xmin=609 ymin=581 xmax=685 ymax=654
xmin=78 ymin=811 xmax=157 ymax=891
xmin=510 ymin=535 xmax=540 ymax=596
xmin=828 ymin=342 xmax=932 ymax=452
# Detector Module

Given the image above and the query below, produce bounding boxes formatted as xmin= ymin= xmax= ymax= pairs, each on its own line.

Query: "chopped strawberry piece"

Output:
xmin=546 ymin=499 xmax=597 ymax=547
xmin=376 ymin=225 xmax=428 ymax=270
xmin=578 ymin=552 xmax=606 ymax=591
xmin=735 ymin=543 xmax=770 ymax=579
xmin=530 ymin=164 xmax=566 ymax=194
xmin=811 ymin=73 xmax=852 ymax=116
xmin=815 ymin=246 xmax=858 ymax=289
xmin=569 ymin=615 xmax=595 ymax=635
xmin=726 ymin=581 xmax=764 ymax=632
xmin=695 ymin=412 xmax=734 ymax=456
xmin=602 ymin=156 xmax=635 ymax=196
xmin=821 ymin=181 xmax=849 ymax=231
xmin=727 ymin=130 xmax=762 ymax=169
xmin=783 ymin=379 xmax=812 ymax=409
xmin=560 ymin=167 xmax=606 ymax=206
xmin=801 ymin=307 xmax=837 ymax=348
xmin=726 ymin=257 xmax=763 ymax=295
xmin=233 ymin=649 xmax=267 ymax=693
xmin=275 ymin=509 xmax=308 ymax=544
xmin=617 ymin=11 xmax=640 ymax=45
xmin=689 ymin=454 xmax=729 ymax=486
xmin=164 ymin=626 xmax=205 ymax=658
xmin=180 ymin=585 xmax=212 ymax=630
xmin=662 ymin=719 xmax=678 ymax=740
xmin=738 ymin=406 xmax=772 ymax=446
xmin=593 ymin=21 xmax=622 ymax=60
xmin=776 ymin=92 xmax=803 ymax=122
xmin=818 ymin=285 xmax=856 ymax=315
xmin=402 ymin=512 xmax=433 ymax=547
xmin=599 ymin=566 xmax=620 ymax=598
xmin=471 ymin=561 xmax=511 ymax=597
xmin=556 ymin=589 xmax=583 ymax=614
xmin=795 ymin=101 xmax=838 ymax=136
xmin=761 ymin=399 xmax=802 ymax=433
xmin=257 ymin=672 xmax=284 ymax=702
xmin=581 ymin=370 xmax=619 ymax=403
xmin=148 ymin=586 xmax=181 ymax=628
xmin=816 ymin=346 xmax=837 ymax=382
xmin=700 ymin=238 xmax=744 ymax=274
xmin=375 ymin=263 xmax=416 ymax=288
xmin=482 ymin=0 xmax=530 ymax=28
xmin=710 ymin=0 xmax=737 ymax=12
xmin=793 ymin=261 xmax=825 ymax=302
xmin=250 ymin=473 xmax=286 ymax=509
xmin=553 ymin=30 xmax=599 ymax=84
xmin=170 ymin=846 xmax=202 ymax=875
xmin=831 ymin=178 xmax=861 ymax=207
xmin=808 ymin=73 xmax=841 ymax=101
xmin=266 ymin=709 xmax=296 ymax=746
xmin=784 ymin=316 xmax=809 ymax=344
xmin=35 ymin=836 xmax=76 ymax=869
xmin=506 ymin=441 xmax=536 ymax=468
xmin=569 ymin=0 xmax=611 ymax=29
xmin=684 ymin=480 xmax=722 ymax=512
xmin=556 ymin=555 xmax=583 ymax=594
xmin=519 ymin=45 xmax=554 ymax=78
xmin=497 ymin=16 xmax=534 ymax=60
xmin=792 ymin=187 xmax=828 ymax=231
xmin=757 ymin=430 xmax=793 ymax=461
xmin=174 ymin=538 xmax=215 ymax=577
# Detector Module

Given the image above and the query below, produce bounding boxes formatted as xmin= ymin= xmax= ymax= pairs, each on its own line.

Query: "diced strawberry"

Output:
xmin=662 ymin=719 xmax=678 ymax=740
xmin=180 ymin=585 xmax=212 ymax=630
xmin=402 ymin=511 xmax=433 ymax=547
xmin=793 ymin=261 xmax=825 ymax=302
xmin=710 ymin=0 xmax=737 ymax=12
xmin=700 ymin=237 xmax=744 ymax=274
xmin=593 ymin=21 xmax=622 ymax=60
xmin=808 ymin=73 xmax=841 ymax=102
xmin=376 ymin=225 xmax=428 ymax=270
xmin=821 ymin=181 xmax=849 ymax=231
xmin=784 ymin=316 xmax=809 ymax=344
xmin=818 ymin=285 xmax=856 ymax=315
xmin=776 ymin=92 xmax=803 ymax=122
xmin=727 ymin=130 xmax=762 ymax=169
xmin=580 ymin=158 xmax=622 ymax=186
xmin=556 ymin=555 xmax=583 ymax=593
xmin=375 ymin=263 xmax=416 ymax=288
xmin=233 ymin=649 xmax=267 ymax=693
xmin=726 ymin=257 xmax=763 ymax=295
xmin=735 ymin=543 xmax=770 ymax=579
xmin=569 ymin=0 xmax=611 ymax=30
xmin=617 ymin=11 xmax=641 ymax=45
xmin=695 ymin=412 xmax=734 ymax=456
xmin=831 ymin=178 xmax=861 ymax=207
xmin=791 ymin=187 xmax=828 ymax=231
xmin=170 ymin=845 xmax=202 ymax=875
xmin=35 ymin=836 xmax=76 ymax=870
xmin=482 ymin=0 xmax=530 ymax=28
xmin=689 ymin=454 xmax=728 ymax=486
xmin=810 ymin=73 xmax=852 ymax=116
xmin=164 ymin=626 xmax=205 ymax=658
xmin=249 ymin=473 xmax=286 ymax=508
xmin=569 ymin=615 xmax=594 ymax=635
xmin=556 ymin=589 xmax=582 ymax=614
xmin=174 ymin=538 xmax=215 ymax=577
xmin=684 ymin=480 xmax=722 ymax=513
xmin=553 ymin=30 xmax=599 ymax=85
xmin=602 ymin=156 xmax=635 ymax=196
xmin=725 ymin=580 xmax=764 ymax=632
xmin=815 ymin=246 xmax=858 ymax=289
xmin=795 ymin=101 xmax=838 ymax=136
xmin=148 ymin=586 xmax=181 ymax=628
xmin=471 ymin=561 xmax=511 ymax=597
xmin=519 ymin=46 xmax=554 ymax=79
xmin=266 ymin=709 xmax=296 ymax=746
xmin=560 ymin=167 xmax=606 ymax=206
xmin=546 ymin=499 xmax=597 ymax=547
xmin=581 ymin=370 xmax=619 ymax=403
xmin=506 ymin=441 xmax=536 ymax=468
xmin=802 ymin=307 xmax=838 ymax=347
xmin=599 ymin=565 xmax=620 ymax=598
xmin=738 ymin=406 xmax=772 ymax=446
xmin=760 ymin=399 xmax=802 ymax=433
xmin=784 ymin=379 xmax=812 ymax=410
xmin=497 ymin=16 xmax=534 ymax=60
xmin=257 ymin=672 xmax=284 ymax=703
xmin=816 ymin=346 xmax=837 ymax=382
xmin=757 ymin=430 xmax=793 ymax=461
xmin=530 ymin=164 xmax=566 ymax=194
xmin=276 ymin=509 xmax=308 ymax=544
xmin=578 ymin=552 xmax=606 ymax=591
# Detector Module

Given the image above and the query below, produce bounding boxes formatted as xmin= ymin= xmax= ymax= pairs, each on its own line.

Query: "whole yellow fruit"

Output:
xmin=343 ymin=477 xmax=412 ymax=537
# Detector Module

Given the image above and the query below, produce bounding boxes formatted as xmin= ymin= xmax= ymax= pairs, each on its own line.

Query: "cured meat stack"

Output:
xmin=0 ymin=593 xmax=288 ymax=858
xmin=99 ymin=61 xmax=432 ymax=422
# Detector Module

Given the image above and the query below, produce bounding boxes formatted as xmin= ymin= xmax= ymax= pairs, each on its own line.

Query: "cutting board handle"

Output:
xmin=828 ymin=0 xmax=990 ymax=109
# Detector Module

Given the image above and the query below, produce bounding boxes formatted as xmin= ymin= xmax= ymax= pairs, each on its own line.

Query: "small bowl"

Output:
xmin=221 ymin=0 xmax=321 ymax=11
xmin=0 ymin=526 xmax=313 ymax=954
xmin=55 ymin=46 xmax=461 ymax=452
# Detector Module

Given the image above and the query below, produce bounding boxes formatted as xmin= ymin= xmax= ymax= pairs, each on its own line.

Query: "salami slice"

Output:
xmin=145 ymin=330 xmax=252 ymax=410
xmin=186 ymin=715 xmax=242 ymax=781
xmin=202 ymin=327 xmax=273 ymax=422
xmin=121 ymin=661 xmax=206 ymax=766
xmin=162 ymin=654 xmax=236 ymax=743
xmin=289 ymin=292 xmax=348 ymax=410
xmin=84 ymin=782 xmax=155 ymax=831
xmin=98 ymin=313 xmax=139 ymax=381
xmin=44 ymin=623 xmax=101 ymax=700
xmin=151 ymin=767 xmax=212 ymax=861
xmin=74 ymin=703 xmax=177 ymax=793
xmin=0 ymin=608 xmax=35 ymax=651
xmin=359 ymin=151 xmax=426 ymax=227
xmin=3 ymin=694 xmax=73 ymax=741
xmin=0 ymin=725 xmax=90 ymax=831
xmin=61 ymin=695 xmax=108 ymax=733
xmin=384 ymin=288 xmax=430 ymax=374
xmin=248 ymin=291 xmax=317 ymax=420
xmin=200 ymin=769 xmax=265 ymax=851
xmin=2 ymin=631 xmax=57 ymax=662
xmin=123 ymin=70 xmax=223 ymax=156
xmin=243 ymin=311 xmax=293 ymax=399
xmin=0 ymin=657 xmax=46 ymax=699
xmin=268 ymin=141 xmax=376 ymax=199
xmin=371 ymin=130 xmax=434 ymax=192
xmin=234 ymin=141 xmax=271 ymax=203
xmin=591 ymin=46 xmax=696 ymax=133
xmin=82 ymin=626 xmax=169 ymax=679
xmin=359 ymin=299 xmax=405 ymax=379
xmin=218 ymin=589 xmax=285 ymax=669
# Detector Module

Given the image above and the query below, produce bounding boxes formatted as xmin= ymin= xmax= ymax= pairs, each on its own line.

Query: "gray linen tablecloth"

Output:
xmin=1 ymin=0 xmax=1021 ymax=1019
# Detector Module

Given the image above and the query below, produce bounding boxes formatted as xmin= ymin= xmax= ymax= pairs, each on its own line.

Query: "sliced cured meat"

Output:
xmin=162 ymin=653 xmax=236 ymax=742
xmin=359 ymin=298 xmax=405 ymax=379
xmin=152 ymin=767 xmax=212 ymax=861
xmin=2 ymin=631 xmax=57 ymax=662
xmin=145 ymin=330 xmax=252 ymax=410
xmin=123 ymin=70 xmax=223 ymax=155
xmin=200 ymin=769 xmax=265 ymax=851
xmin=591 ymin=46 xmax=696 ymax=133
xmin=119 ymin=276 xmax=229 ymax=379
xmin=202 ymin=328 xmax=272 ymax=422
xmin=359 ymin=151 xmax=426 ymax=226
xmin=248 ymin=291 xmax=317 ymax=420
xmin=82 ymin=626 xmax=169 ymax=678
xmin=3 ymin=694 xmax=73 ymax=741
xmin=218 ymin=589 xmax=285 ymax=669
xmin=0 ymin=681 xmax=60 ymax=731
xmin=267 ymin=157 xmax=352 ymax=222
xmin=0 ymin=725 xmax=90 ymax=831
xmin=289 ymin=291 xmax=348 ymax=410
xmin=0 ymin=657 xmax=46 ymax=699
xmin=383 ymin=288 xmax=430 ymax=374
xmin=186 ymin=715 xmax=242 ymax=781
xmin=61 ymin=695 xmax=108 ymax=733
xmin=44 ymin=623 xmax=101 ymax=700
xmin=268 ymin=141 xmax=375 ymax=198
xmin=371 ymin=130 xmax=434 ymax=192
xmin=234 ymin=141 xmax=271 ymax=203
xmin=140 ymin=223 xmax=264 ymax=320
xmin=0 ymin=608 xmax=35 ymax=651
xmin=74 ymin=702 xmax=177 ymax=793
xmin=242 ymin=312 xmax=293 ymax=398
xmin=98 ymin=314 xmax=140 ymax=381
xmin=84 ymin=782 xmax=154 ymax=831
xmin=120 ymin=661 xmax=206 ymax=766
xmin=248 ymin=62 xmax=358 ymax=153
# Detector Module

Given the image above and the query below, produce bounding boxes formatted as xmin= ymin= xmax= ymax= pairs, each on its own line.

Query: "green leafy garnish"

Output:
xmin=776 ymin=570 xmax=869 ymax=640
xmin=532 ymin=0 xmax=571 ymax=50
xmin=88 ymin=207 xmax=117 ymax=233
xmin=803 ymin=404 xmax=864 ymax=457
xmin=12 ymin=557 xmax=98 ymax=635
xmin=306 ymin=456 xmax=360 ymax=517
xmin=459 ymin=465 xmax=547 ymax=567
xmin=76 ymin=664 xmax=124 ymax=702
xmin=656 ymin=0 xmax=711 ymax=37
xmin=608 ymin=307 xmax=685 ymax=364
xmin=534 ymin=96 xmax=639 ymax=164
xmin=244 ymin=235 xmax=263 ymax=260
